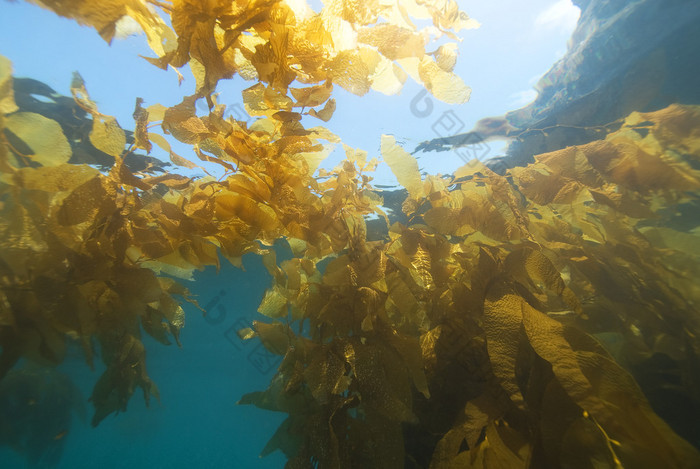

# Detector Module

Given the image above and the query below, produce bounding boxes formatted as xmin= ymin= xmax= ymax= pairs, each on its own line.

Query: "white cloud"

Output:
xmin=535 ymin=0 xmax=581 ymax=33
xmin=510 ymin=89 xmax=538 ymax=107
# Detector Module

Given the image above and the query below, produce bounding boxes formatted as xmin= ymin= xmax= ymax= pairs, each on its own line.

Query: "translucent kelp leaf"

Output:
xmin=322 ymin=255 xmax=354 ymax=287
xmin=381 ymin=134 xmax=424 ymax=199
xmin=256 ymin=415 xmax=306 ymax=459
xmin=132 ymin=97 xmax=152 ymax=153
xmin=70 ymin=72 xmax=98 ymax=114
xmin=140 ymin=252 xmax=196 ymax=281
xmin=640 ymin=226 xmax=700 ymax=257
xmin=590 ymin=137 xmax=699 ymax=193
xmin=258 ymin=286 xmax=288 ymax=318
xmin=322 ymin=0 xmax=380 ymax=25
xmin=227 ymin=172 xmax=273 ymax=203
xmin=432 ymin=414 xmax=529 ymax=469
xmin=572 ymin=351 xmax=700 ymax=467
xmin=90 ymin=333 xmax=158 ymax=427
xmin=624 ymin=104 xmax=700 ymax=157
xmin=328 ymin=50 xmax=371 ymax=96
xmin=433 ymin=43 xmax=458 ymax=72
xmin=422 ymin=206 xmax=459 ymax=234
xmin=398 ymin=0 xmax=479 ymax=35
xmin=368 ymin=56 xmax=407 ymax=95
xmin=17 ymin=160 xmax=99 ymax=192
xmin=453 ymin=159 xmax=491 ymax=180
xmin=90 ymin=116 xmax=126 ymax=158
xmin=237 ymin=327 xmax=256 ymax=340
xmin=514 ymin=297 xmax=698 ymax=466
xmin=477 ymin=421 xmax=531 ymax=469
xmin=4 ymin=112 xmax=71 ymax=166
xmin=17 ymin=4 xmax=700 ymax=468
xmin=0 ymin=55 xmax=18 ymax=114
xmin=410 ymin=244 xmax=434 ymax=290
xmin=56 ymin=175 xmax=117 ymax=226
xmin=141 ymin=305 xmax=173 ymax=345
xmin=483 ymin=287 xmax=525 ymax=407
xmin=29 ymin=0 xmax=168 ymax=45
xmin=243 ymin=83 xmax=294 ymax=116
xmin=15 ymin=164 xmax=99 ymax=193
xmin=307 ymin=98 xmax=336 ymax=122
xmin=146 ymin=103 xmax=167 ymax=122
xmin=232 ymin=47 xmax=258 ymax=81
xmin=161 ymin=95 xmax=202 ymax=144
xmin=357 ymin=24 xmax=425 ymax=60
xmin=300 ymin=144 xmax=334 ymax=174
xmin=386 ymin=333 xmax=430 ymax=398
xmin=238 ymin=371 xmax=311 ymax=415
xmin=519 ymin=299 xmax=593 ymax=407
xmin=505 ymin=247 xmax=581 ymax=312
xmin=354 ymin=46 xmax=405 ymax=96
xmin=559 ymin=415 xmax=623 ymax=469
xmin=303 ymin=344 xmax=349 ymax=403
xmin=348 ymin=341 xmax=417 ymax=423
xmin=215 ymin=193 xmax=279 ymax=232
xmin=386 ymin=271 xmax=421 ymax=322
xmin=291 ymin=82 xmax=333 ymax=108
xmin=252 ymin=321 xmax=293 ymax=356
xmin=417 ymin=56 xmax=471 ymax=104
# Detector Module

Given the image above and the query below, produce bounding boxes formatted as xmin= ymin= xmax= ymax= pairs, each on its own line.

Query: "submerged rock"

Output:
xmin=415 ymin=0 xmax=700 ymax=170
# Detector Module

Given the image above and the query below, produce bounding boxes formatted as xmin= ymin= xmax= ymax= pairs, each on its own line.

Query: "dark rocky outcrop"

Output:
xmin=415 ymin=0 xmax=700 ymax=170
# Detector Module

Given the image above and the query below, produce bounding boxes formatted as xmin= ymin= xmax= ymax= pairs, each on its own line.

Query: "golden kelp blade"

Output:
xmin=381 ymin=134 xmax=424 ymax=200
xmin=132 ymin=97 xmax=152 ymax=153
xmin=4 ymin=112 xmax=71 ymax=166
xmin=0 ymin=55 xmax=18 ymax=114
xmin=34 ymin=0 xmax=473 ymax=108
xmin=28 ymin=0 xmax=172 ymax=46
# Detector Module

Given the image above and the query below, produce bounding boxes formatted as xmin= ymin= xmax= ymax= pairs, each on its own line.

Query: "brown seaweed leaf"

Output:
xmin=54 ymin=0 xmax=474 ymax=109
xmin=483 ymin=284 xmax=700 ymax=467
xmin=504 ymin=247 xmax=581 ymax=313
xmin=291 ymin=82 xmax=333 ymax=108
xmin=483 ymin=286 xmax=527 ymax=408
xmin=0 ymin=55 xmax=18 ymax=115
xmin=455 ymin=421 xmax=531 ymax=469
xmin=90 ymin=115 xmax=127 ymax=158
xmin=90 ymin=333 xmax=159 ymax=427
xmin=70 ymin=73 xmax=128 ymax=160
xmin=307 ymin=98 xmax=336 ymax=122
xmin=132 ymin=97 xmax=152 ymax=153
xmin=4 ymin=112 xmax=71 ymax=166
xmin=381 ymin=134 xmax=424 ymax=201
xmin=29 ymin=0 xmax=174 ymax=48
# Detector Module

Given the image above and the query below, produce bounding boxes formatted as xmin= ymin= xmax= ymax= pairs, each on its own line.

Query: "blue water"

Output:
xmin=0 ymin=254 xmax=287 ymax=468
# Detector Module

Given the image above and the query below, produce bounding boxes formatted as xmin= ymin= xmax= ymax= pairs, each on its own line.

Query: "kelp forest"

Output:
xmin=1 ymin=0 xmax=700 ymax=468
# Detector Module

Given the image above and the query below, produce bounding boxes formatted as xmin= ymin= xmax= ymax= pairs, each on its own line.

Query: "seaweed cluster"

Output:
xmin=242 ymin=107 xmax=700 ymax=467
xmin=1 ymin=1 xmax=700 ymax=467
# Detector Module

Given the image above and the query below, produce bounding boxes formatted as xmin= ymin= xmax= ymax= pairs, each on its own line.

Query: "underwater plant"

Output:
xmin=0 ymin=368 xmax=85 ymax=466
xmin=1 ymin=0 xmax=700 ymax=467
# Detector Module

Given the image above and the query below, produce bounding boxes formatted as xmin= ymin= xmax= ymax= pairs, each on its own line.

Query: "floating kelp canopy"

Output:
xmin=1 ymin=1 xmax=700 ymax=468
